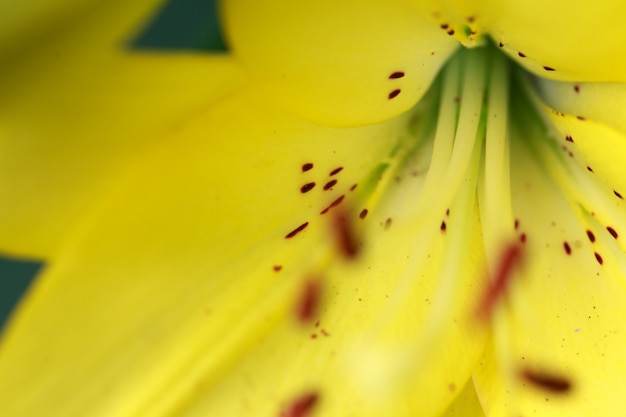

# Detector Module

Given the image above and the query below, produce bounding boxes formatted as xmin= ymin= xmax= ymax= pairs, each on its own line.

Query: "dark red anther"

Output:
xmin=614 ymin=190 xmax=623 ymax=199
xmin=440 ymin=221 xmax=447 ymax=233
xmin=359 ymin=209 xmax=368 ymax=219
xmin=323 ymin=179 xmax=337 ymax=190
xmin=521 ymin=368 xmax=572 ymax=393
xmin=586 ymin=230 xmax=596 ymax=243
xmin=280 ymin=392 xmax=319 ymax=417
xmin=273 ymin=265 xmax=283 ymax=272
xmin=543 ymin=66 xmax=556 ymax=71
xmin=389 ymin=71 xmax=405 ymax=79
xmin=295 ymin=280 xmax=321 ymax=323
xmin=518 ymin=52 xmax=526 ymax=57
xmin=333 ymin=211 xmax=360 ymax=259
xmin=565 ymin=135 xmax=574 ymax=143
xmin=476 ymin=243 xmax=523 ymax=320
xmin=302 ymin=163 xmax=314 ymax=172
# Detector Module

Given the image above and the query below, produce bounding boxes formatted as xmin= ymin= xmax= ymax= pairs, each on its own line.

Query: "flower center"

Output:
xmin=341 ymin=43 xmax=519 ymax=408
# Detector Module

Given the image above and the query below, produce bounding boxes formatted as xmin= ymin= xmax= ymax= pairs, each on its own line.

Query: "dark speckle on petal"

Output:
xmin=388 ymin=89 xmax=401 ymax=99
xmin=320 ymin=195 xmax=345 ymax=215
xmin=285 ymin=222 xmax=309 ymax=239
xmin=595 ymin=252 xmax=604 ymax=265
xmin=587 ymin=230 xmax=596 ymax=243
xmin=323 ymin=179 xmax=338 ymax=190
xmin=300 ymin=182 xmax=316 ymax=193
xmin=607 ymin=226 xmax=618 ymax=239
xmin=563 ymin=241 xmax=572 ymax=255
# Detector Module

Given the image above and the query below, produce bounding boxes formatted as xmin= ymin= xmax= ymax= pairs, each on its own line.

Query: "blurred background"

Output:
xmin=0 ymin=0 xmax=227 ymax=330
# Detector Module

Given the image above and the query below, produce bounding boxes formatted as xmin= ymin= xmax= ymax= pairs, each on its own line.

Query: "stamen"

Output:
xmin=409 ymin=47 xmax=488 ymax=233
xmin=280 ymin=392 xmax=319 ymax=417
xmin=332 ymin=210 xmax=360 ymax=259
xmin=476 ymin=243 xmax=523 ymax=320
xmin=295 ymin=279 xmax=322 ymax=323
xmin=521 ymin=368 xmax=572 ymax=393
xmin=480 ymin=50 xmax=514 ymax=260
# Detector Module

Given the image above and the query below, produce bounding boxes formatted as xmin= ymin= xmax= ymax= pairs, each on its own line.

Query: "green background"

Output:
xmin=0 ymin=0 xmax=227 ymax=330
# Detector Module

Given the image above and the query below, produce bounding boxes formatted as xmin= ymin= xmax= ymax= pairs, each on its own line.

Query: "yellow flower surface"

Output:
xmin=1 ymin=1 xmax=626 ymax=416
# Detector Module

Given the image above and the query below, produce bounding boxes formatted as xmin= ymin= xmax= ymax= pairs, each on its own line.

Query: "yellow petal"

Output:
xmin=0 ymin=68 xmax=489 ymax=415
xmin=171 ymin=136 xmax=487 ymax=417
xmin=519 ymin=74 xmax=626 ymax=208
xmin=221 ymin=0 xmax=459 ymax=126
xmin=535 ymin=77 xmax=626 ymax=136
xmin=464 ymin=0 xmax=626 ymax=82
xmin=473 ymin=111 xmax=626 ymax=416
xmin=441 ymin=379 xmax=487 ymax=417
xmin=0 ymin=0 xmax=163 ymax=59
xmin=0 ymin=53 xmax=246 ymax=259
xmin=0 ymin=86 xmax=420 ymax=416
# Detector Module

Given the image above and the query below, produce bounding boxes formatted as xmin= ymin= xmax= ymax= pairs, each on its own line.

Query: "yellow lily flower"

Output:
xmin=1 ymin=0 xmax=626 ymax=416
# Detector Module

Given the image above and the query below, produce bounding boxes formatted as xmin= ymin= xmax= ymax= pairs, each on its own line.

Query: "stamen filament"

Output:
xmin=481 ymin=51 xmax=514 ymax=262
xmin=410 ymin=47 xmax=489 ymax=230
xmin=374 ymin=47 xmax=491 ymax=325
xmin=348 ymin=46 xmax=497 ymax=406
